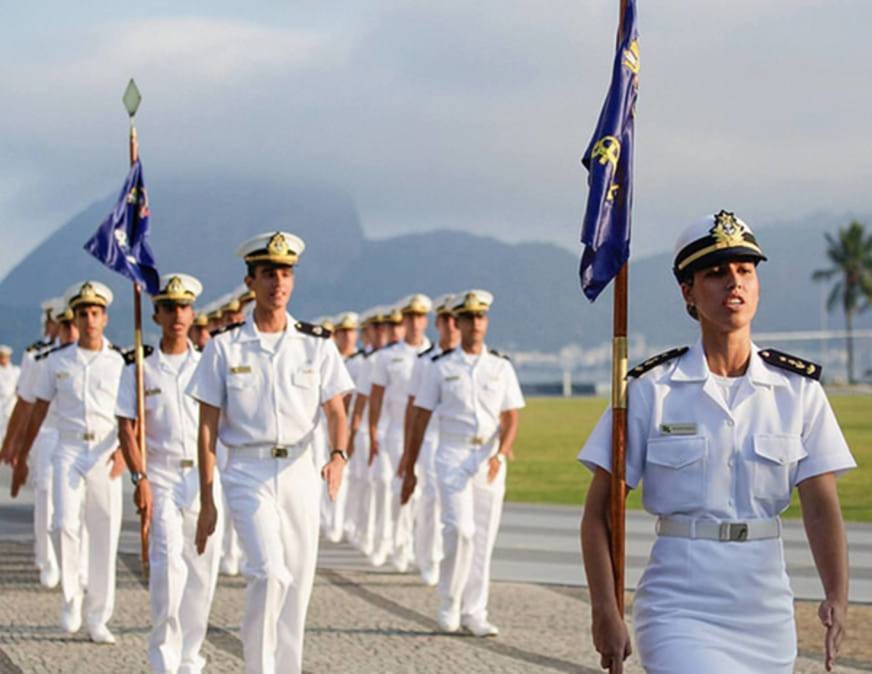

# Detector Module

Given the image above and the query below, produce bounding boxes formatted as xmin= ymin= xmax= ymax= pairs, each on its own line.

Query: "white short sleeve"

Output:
xmin=115 ymin=364 xmax=136 ymax=420
xmin=186 ymin=339 xmax=226 ymax=409
xmin=319 ymin=339 xmax=355 ymax=405
xmin=370 ymin=350 xmax=389 ymax=388
xmin=31 ymin=353 xmax=57 ymax=403
xmin=414 ymin=360 xmax=442 ymax=412
xmin=576 ymin=379 xmax=650 ymax=490
xmin=499 ymin=362 xmax=525 ymax=412
xmin=795 ymin=380 xmax=856 ymax=483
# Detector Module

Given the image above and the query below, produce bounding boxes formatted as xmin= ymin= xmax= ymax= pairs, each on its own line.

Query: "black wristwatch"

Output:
xmin=130 ymin=471 xmax=148 ymax=486
xmin=330 ymin=449 xmax=349 ymax=463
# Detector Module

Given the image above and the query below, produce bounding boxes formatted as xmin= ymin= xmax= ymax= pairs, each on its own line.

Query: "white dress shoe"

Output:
xmin=40 ymin=566 xmax=60 ymax=589
xmin=88 ymin=624 xmax=116 ymax=644
xmin=437 ymin=603 xmax=460 ymax=633
xmin=462 ymin=616 xmax=499 ymax=637
xmin=59 ymin=595 xmax=82 ymax=633
xmin=419 ymin=565 xmax=439 ymax=587
xmin=369 ymin=549 xmax=388 ymax=568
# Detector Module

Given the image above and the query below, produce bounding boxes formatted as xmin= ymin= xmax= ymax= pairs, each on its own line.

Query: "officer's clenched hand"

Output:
xmin=819 ymin=597 xmax=847 ymax=671
xmin=368 ymin=437 xmax=379 ymax=466
xmin=10 ymin=459 xmax=28 ymax=498
xmin=134 ymin=479 xmax=153 ymax=524
xmin=108 ymin=449 xmax=126 ymax=479
xmin=400 ymin=473 xmax=417 ymax=506
xmin=592 ymin=607 xmax=631 ymax=672
xmin=321 ymin=456 xmax=345 ymax=501
xmin=487 ymin=454 xmax=505 ymax=483
xmin=195 ymin=497 xmax=218 ymax=555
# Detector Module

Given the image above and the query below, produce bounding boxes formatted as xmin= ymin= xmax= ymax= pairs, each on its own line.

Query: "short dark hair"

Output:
xmin=246 ymin=262 xmax=294 ymax=278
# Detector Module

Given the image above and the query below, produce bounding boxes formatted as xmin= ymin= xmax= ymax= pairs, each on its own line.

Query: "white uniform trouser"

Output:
xmin=51 ymin=434 xmax=122 ymax=629
xmin=217 ymin=441 xmax=244 ymax=573
xmin=368 ymin=426 xmax=393 ymax=557
xmin=32 ymin=427 xmax=59 ymax=574
xmin=414 ymin=429 xmax=442 ymax=572
xmin=343 ymin=427 xmax=369 ymax=547
xmin=436 ymin=439 xmax=506 ymax=621
xmin=222 ymin=447 xmax=320 ymax=674
xmin=386 ymin=426 xmax=416 ymax=563
xmin=148 ymin=468 xmax=223 ymax=674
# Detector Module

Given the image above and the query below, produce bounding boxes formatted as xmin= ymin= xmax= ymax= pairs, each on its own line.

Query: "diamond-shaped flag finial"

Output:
xmin=122 ymin=79 xmax=142 ymax=117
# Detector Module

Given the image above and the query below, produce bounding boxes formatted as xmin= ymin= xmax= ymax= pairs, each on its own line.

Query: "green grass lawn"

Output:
xmin=506 ymin=395 xmax=872 ymax=522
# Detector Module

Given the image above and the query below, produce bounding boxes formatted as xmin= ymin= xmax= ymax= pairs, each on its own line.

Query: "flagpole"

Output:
xmin=124 ymin=79 xmax=149 ymax=579
xmin=609 ymin=0 xmax=630 ymax=648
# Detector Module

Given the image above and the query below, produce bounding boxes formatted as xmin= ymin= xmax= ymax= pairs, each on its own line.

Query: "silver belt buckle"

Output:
xmin=471 ymin=436 xmax=484 ymax=446
xmin=82 ymin=432 xmax=96 ymax=442
xmin=271 ymin=447 xmax=288 ymax=459
xmin=719 ymin=522 xmax=749 ymax=542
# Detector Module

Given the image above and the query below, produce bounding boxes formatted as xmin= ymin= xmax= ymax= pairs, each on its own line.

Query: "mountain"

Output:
xmin=0 ymin=176 xmax=869 ymax=357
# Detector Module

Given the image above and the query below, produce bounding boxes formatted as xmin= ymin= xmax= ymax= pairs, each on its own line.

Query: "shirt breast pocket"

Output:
xmin=642 ymin=436 xmax=707 ymax=513
xmin=751 ymin=434 xmax=807 ymax=508
xmin=292 ymin=367 xmax=317 ymax=389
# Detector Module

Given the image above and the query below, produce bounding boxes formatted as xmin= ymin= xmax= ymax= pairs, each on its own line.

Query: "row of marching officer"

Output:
xmin=310 ymin=288 xmax=526 ymax=638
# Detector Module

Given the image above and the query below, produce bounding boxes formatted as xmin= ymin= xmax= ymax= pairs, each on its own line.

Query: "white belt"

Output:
xmin=656 ymin=516 xmax=782 ymax=542
xmin=227 ymin=442 xmax=309 ymax=460
xmin=147 ymin=453 xmax=197 ymax=470
xmin=439 ymin=431 xmax=497 ymax=447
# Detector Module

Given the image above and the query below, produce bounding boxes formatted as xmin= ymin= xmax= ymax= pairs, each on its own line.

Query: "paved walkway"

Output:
xmin=1 ymin=476 xmax=870 ymax=672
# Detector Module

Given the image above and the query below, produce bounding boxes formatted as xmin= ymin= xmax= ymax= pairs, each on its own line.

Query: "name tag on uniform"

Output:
xmin=145 ymin=388 xmax=161 ymax=397
xmin=56 ymin=372 xmax=70 ymax=380
xmin=660 ymin=423 xmax=697 ymax=436
xmin=444 ymin=375 xmax=460 ymax=382
xmin=230 ymin=365 xmax=251 ymax=374
xmin=391 ymin=357 xmax=404 ymax=363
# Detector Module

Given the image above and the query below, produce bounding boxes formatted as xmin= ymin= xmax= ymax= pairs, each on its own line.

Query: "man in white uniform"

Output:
xmin=13 ymin=281 xmax=125 ymax=644
xmin=402 ymin=290 xmax=524 ymax=636
xmin=117 ymin=273 xmax=223 ymax=674
xmin=320 ymin=311 xmax=359 ymax=543
xmin=189 ymin=231 xmax=353 ymax=674
xmin=0 ymin=346 xmax=20 ymax=437
xmin=369 ymin=294 xmax=432 ymax=572
xmin=3 ymin=299 xmax=72 ymax=588
xmin=402 ymin=292 xmax=460 ymax=586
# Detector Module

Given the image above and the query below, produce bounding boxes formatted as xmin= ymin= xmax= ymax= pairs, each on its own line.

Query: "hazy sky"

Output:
xmin=1 ymin=1 xmax=870 ymax=279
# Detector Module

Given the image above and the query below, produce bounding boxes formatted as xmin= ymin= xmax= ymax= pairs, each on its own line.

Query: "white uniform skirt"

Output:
xmin=633 ymin=535 xmax=796 ymax=674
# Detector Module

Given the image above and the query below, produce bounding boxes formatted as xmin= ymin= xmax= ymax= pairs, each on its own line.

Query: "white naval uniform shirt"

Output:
xmin=116 ymin=344 xmax=201 ymax=488
xmin=0 ymin=363 xmax=20 ymax=421
xmin=370 ymin=338 xmax=431 ymax=431
xmin=186 ymin=314 xmax=354 ymax=449
xmin=32 ymin=341 xmax=125 ymax=442
xmin=344 ymin=350 xmax=366 ymax=408
xmin=415 ymin=346 xmax=525 ymax=442
xmin=578 ymin=340 xmax=857 ymax=520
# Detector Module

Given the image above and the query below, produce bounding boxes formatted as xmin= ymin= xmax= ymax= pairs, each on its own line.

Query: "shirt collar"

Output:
xmin=238 ymin=312 xmax=300 ymax=343
xmin=156 ymin=340 xmax=198 ymax=372
xmin=670 ymin=338 xmax=788 ymax=387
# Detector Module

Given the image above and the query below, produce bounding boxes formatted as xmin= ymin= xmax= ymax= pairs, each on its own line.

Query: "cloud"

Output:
xmin=0 ymin=1 xmax=870 ymax=281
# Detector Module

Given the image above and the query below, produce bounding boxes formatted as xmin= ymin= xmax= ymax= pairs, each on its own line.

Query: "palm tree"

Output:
xmin=812 ymin=220 xmax=872 ymax=383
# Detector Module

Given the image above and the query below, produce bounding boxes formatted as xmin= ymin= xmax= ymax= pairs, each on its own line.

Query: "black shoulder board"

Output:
xmin=432 ymin=347 xmax=455 ymax=362
xmin=627 ymin=346 xmax=689 ymax=379
xmin=489 ymin=348 xmax=510 ymax=361
xmin=26 ymin=339 xmax=49 ymax=353
xmin=210 ymin=321 xmax=245 ymax=338
xmin=418 ymin=344 xmax=436 ymax=359
xmin=295 ymin=321 xmax=331 ymax=339
xmin=35 ymin=342 xmax=73 ymax=361
xmin=347 ymin=348 xmax=365 ymax=360
xmin=122 ymin=344 xmax=154 ymax=366
xmin=758 ymin=348 xmax=822 ymax=381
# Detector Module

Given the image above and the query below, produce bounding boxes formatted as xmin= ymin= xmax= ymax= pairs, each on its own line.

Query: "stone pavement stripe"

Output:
xmin=116 ymin=552 xmax=246 ymax=663
xmin=321 ymin=568 xmax=598 ymax=674
xmin=0 ymin=648 xmax=24 ymax=674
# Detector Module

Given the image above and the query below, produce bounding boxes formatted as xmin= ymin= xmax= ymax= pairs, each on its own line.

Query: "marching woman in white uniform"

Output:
xmin=579 ymin=211 xmax=856 ymax=673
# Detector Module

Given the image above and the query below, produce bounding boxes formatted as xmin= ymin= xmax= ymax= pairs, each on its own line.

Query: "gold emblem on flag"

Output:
xmin=591 ymin=136 xmax=621 ymax=170
xmin=623 ymin=40 xmax=640 ymax=75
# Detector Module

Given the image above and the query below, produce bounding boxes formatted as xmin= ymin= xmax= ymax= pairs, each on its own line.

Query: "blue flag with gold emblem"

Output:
xmin=83 ymin=159 xmax=160 ymax=294
xmin=579 ymin=0 xmax=639 ymax=301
